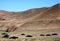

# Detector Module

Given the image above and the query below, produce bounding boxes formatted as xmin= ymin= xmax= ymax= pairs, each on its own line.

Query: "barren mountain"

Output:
xmin=0 ymin=3 xmax=60 ymax=32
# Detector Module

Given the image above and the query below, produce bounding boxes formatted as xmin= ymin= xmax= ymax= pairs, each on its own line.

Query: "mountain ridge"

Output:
xmin=0 ymin=3 xmax=60 ymax=32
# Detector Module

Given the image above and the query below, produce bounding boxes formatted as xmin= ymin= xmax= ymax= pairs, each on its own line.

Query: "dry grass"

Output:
xmin=0 ymin=37 xmax=59 ymax=41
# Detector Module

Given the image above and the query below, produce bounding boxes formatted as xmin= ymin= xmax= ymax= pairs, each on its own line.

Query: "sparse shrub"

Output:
xmin=46 ymin=34 xmax=51 ymax=36
xmin=25 ymin=39 xmax=28 ymax=41
xmin=21 ymin=33 xmax=25 ymax=35
xmin=30 ymin=38 xmax=36 ymax=41
xmin=1 ymin=33 xmax=7 ymax=35
xmin=54 ymin=38 xmax=60 ymax=41
xmin=26 ymin=35 xmax=32 ymax=37
xmin=52 ymin=33 xmax=58 ymax=35
xmin=40 ymin=34 xmax=45 ymax=36
xmin=2 ymin=34 xmax=9 ymax=38
xmin=9 ymin=36 xmax=18 ymax=39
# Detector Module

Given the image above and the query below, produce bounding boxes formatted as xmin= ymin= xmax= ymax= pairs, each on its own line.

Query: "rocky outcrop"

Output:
xmin=6 ymin=26 xmax=18 ymax=32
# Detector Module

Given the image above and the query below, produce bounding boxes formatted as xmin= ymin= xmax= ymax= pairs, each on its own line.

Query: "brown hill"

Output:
xmin=0 ymin=3 xmax=60 ymax=32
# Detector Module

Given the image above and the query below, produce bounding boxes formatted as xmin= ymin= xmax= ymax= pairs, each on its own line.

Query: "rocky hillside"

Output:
xmin=0 ymin=3 xmax=60 ymax=32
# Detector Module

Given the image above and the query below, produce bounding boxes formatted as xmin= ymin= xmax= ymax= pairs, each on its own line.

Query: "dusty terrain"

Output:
xmin=0 ymin=3 xmax=59 ymax=39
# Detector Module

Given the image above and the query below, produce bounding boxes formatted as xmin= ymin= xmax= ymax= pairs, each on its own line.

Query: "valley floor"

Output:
xmin=0 ymin=28 xmax=60 ymax=41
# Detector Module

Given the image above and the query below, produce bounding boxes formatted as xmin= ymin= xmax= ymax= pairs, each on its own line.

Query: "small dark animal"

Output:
xmin=9 ymin=36 xmax=18 ymax=39
xmin=2 ymin=34 xmax=9 ymax=38
xmin=52 ymin=33 xmax=58 ymax=35
xmin=46 ymin=34 xmax=51 ymax=36
xmin=26 ymin=35 xmax=32 ymax=37
xmin=40 ymin=34 xmax=45 ymax=36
